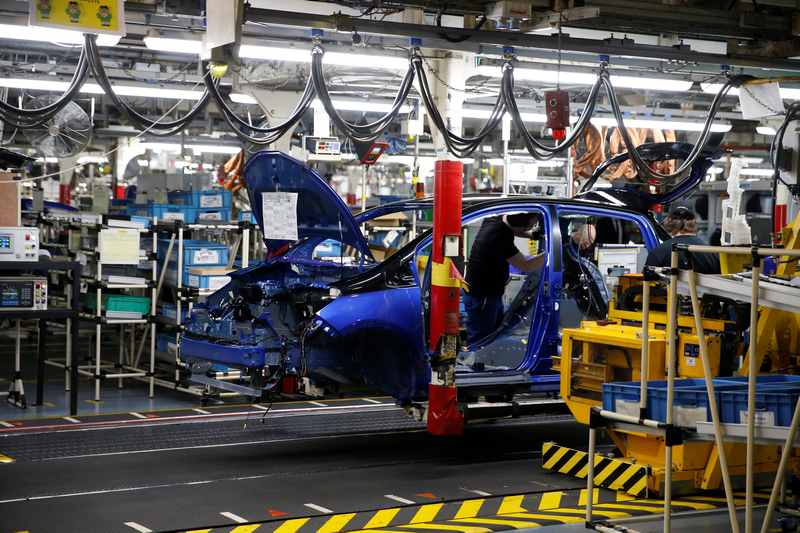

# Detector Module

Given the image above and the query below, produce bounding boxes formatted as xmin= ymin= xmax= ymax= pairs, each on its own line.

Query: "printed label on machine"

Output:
xmin=740 ymin=410 xmax=775 ymax=426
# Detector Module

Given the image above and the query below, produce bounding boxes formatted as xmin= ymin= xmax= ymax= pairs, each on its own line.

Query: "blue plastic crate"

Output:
xmin=159 ymin=303 xmax=188 ymax=322
xmin=168 ymin=190 xmax=232 ymax=209
xmin=717 ymin=375 xmax=800 ymax=426
xmin=603 ymin=378 xmax=746 ymax=426
xmin=238 ymin=211 xmax=255 ymax=223
xmin=158 ymin=240 xmax=229 ymax=267
xmin=186 ymin=270 xmax=231 ymax=291
xmin=126 ymin=204 xmax=150 ymax=217
xmin=156 ymin=333 xmax=177 ymax=355
xmin=149 ymin=203 xmax=193 ymax=222
xmin=191 ymin=207 xmax=231 ymax=223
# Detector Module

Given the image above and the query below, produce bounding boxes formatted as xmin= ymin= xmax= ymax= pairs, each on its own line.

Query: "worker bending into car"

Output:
xmin=645 ymin=206 xmax=720 ymax=274
xmin=463 ymin=213 xmax=545 ymax=344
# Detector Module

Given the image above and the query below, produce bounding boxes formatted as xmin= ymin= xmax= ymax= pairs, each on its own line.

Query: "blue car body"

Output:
xmin=181 ymin=145 xmax=714 ymax=403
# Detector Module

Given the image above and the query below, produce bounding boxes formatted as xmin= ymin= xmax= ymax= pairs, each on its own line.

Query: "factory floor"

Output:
xmin=0 ymin=401 xmax=780 ymax=533
xmin=0 ymin=329 xmax=786 ymax=533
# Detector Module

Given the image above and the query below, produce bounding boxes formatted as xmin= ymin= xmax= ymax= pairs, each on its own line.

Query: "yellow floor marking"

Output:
xmin=453 ymin=500 xmax=484 ymax=519
xmin=318 ymin=513 xmax=357 ymax=533
xmin=616 ymin=493 xmax=636 ymax=502
xmin=537 ymin=492 xmax=564 ymax=510
xmin=451 ymin=517 xmax=541 ymax=528
xmin=410 ymin=504 xmax=444 ymax=524
xmin=272 ymin=518 xmax=310 ymax=533
xmin=497 ymin=495 xmax=527 ymax=514
xmin=503 ymin=512 xmax=583 ymax=524
xmin=363 ymin=508 xmax=401 ymax=529
xmin=229 ymin=526 xmax=262 ymax=533
xmin=593 ymin=503 xmax=665 ymax=512
xmin=635 ymin=499 xmax=715 ymax=510
xmin=540 ymin=508 xmax=630 ymax=519
xmin=542 ymin=447 xmax=570 ymax=469
xmin=399 ymin=524 xmax=491 ymax=533
xmin=184 ymin=530 xmax=211 ymax=533
xmin=0 ymin=454 xmax=14 ymax=464
xmin=578 ymin=489 xmax=599 ymax=506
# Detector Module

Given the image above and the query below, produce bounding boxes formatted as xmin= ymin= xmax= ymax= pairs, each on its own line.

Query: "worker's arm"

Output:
xmin=507 ymin=252 xmax=545 ymax=273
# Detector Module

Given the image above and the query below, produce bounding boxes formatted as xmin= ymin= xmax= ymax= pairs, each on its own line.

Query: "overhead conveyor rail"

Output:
xmin=2 ymin=29 xmax=775 ymax=188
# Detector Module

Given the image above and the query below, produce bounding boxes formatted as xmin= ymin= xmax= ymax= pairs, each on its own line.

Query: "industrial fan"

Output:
xmin=23 ymin=96 xmax=92 ymax=157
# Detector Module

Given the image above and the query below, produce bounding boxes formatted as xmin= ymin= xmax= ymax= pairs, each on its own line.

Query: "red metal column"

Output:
xmin=427 ymin=160 xmax=464 ymax=436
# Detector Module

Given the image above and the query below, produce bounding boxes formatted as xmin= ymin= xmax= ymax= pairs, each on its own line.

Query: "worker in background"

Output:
xmin=464 ymin=213 xmax=545 ymax=344
xmin=645 ymin=206 xmax=720 ymax=274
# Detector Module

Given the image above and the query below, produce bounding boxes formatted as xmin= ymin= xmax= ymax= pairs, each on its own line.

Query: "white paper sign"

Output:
xmin=98 ymin=228 xmax=140 ymax=265
xmin=192 ymin=249 xmax=221 ymax=265
xmin=740 ymin=409 xmax=775 ymax=426
xmin=739 ymin=82 xmax=784 ymax=119
xmin=261 ymin=192 xmax=299 ymax=241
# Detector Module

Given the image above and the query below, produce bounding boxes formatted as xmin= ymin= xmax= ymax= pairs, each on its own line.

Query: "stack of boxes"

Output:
xmin=159 ymin=239 xmax=233 ymax=291
xmin=128 ymin=189 xmax=232 ymax=223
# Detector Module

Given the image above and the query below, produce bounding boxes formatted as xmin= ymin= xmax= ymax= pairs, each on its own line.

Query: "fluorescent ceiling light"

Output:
xmin=713 ymin=156 xmax=763 ymax=165
xmin=143 ymin=36 xmax=203 ymax=55
xmin=756 ymin=126 xmax=777 ymax=136
xmin=474 ymin=65 xmax=692 ymax=92
xmin=739 ymin=168 xmax=775 ymax=176
xmin=230 ymin=93 xmax=258 ymax=105
xmin=239 ymin=45 xmax=409 ymax=71
xmin=0 ymin=78 xmax=204 ymax=101
xmin=589 ymin=116 xmax=731 ymax=133
xmin=140 ymin=142 xmax=242 ymax=154
xmin=701 ymin=83 xmax=800 ymax=101
xmin=462 ymin=109 xmax=730 ymax=132
xmin=311 ymin=99 xmax=412 ymax=113
xmin=0 ymin=24 xmax=120 ymax=46
xmin=77 ymin=156 xmax=108 ymax=164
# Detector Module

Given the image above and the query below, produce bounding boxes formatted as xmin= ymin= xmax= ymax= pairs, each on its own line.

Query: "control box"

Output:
xmin=0 ymin=277 xmax=47 ymax=311
xmin=0 ymin=227 xmax=39 ymax=261
xmin=304 ymin=136 xmax=341 ymax=155
xmin=596 ymin=244 xmax=648 ymax=288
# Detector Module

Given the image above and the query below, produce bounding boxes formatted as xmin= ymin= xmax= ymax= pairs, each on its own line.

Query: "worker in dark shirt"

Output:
xmin=463 ymin=213 xmax=545 ymax=344
xmin=645 ymin=206 xmax=720 ymax=274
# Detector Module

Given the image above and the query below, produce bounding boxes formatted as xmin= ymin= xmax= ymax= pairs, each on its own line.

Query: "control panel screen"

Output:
xmin=0 ymin=235 xmax=12 ymax=252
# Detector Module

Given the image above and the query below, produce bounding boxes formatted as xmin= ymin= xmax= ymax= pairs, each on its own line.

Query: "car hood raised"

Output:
xmin=244 ymin=151 xmax=371 ymax=258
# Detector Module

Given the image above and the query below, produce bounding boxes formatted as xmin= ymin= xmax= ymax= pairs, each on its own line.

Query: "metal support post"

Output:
xmin=746 ymin=250 xmax=761 ymax=533
xmin=242 ymin=226 xmax=250 ymax=268
xmin=687 ymin=268 xmax=740 ymax=533
xmin=95 ymin=262 xmax=102 ymax=401
xmin=427 ymin=159 xmax=464 ymax=436
xmin=361 ymin=165 xmax=368 ymax=212
xmin=65 ymin=288 xmax=71 ymax=391
xmin=664 ymin=249 xmax=679 ymax=533
xmin=149 ymin=225 xmax=157 ymax=398
xmin=176 ymin=225 xmax=184 ymax=383
xmin=638 ymin=278 xmax=650 ymax=415
xmin=586 ymin=426 xmax=597 ymax=524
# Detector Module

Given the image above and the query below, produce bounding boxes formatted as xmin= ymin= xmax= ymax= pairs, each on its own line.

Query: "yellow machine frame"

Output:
xmin=553 ymin=255 xmax=800 ymax=495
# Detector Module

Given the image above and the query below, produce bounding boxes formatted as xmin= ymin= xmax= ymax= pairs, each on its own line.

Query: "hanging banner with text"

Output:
xmin=29 ymin=0 xmax=126 ymax=36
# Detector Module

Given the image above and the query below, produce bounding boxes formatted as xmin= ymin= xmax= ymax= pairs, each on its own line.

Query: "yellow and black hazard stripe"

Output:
xmin=187 ymin=489 xmax=759 ymax=533
xmin=541 ymin=442 xmax=649 ymax=497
